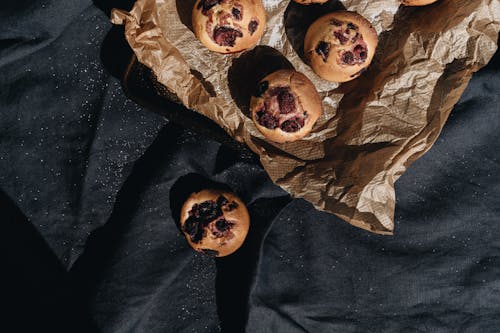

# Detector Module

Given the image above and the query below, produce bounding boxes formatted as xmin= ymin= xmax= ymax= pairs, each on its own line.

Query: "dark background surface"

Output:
xmin=1 ymin=1 xmax=499 ymax=332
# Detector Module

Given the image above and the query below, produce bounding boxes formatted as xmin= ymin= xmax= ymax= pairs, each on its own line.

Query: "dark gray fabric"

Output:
xmin=0 ymin=0 xmax=166 ymax=266
xmin=1 ymin=0 xmax=499 ymax=332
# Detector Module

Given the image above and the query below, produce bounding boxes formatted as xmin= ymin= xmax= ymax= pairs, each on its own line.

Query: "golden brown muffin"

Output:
xmin=250 ymin=69 xmax=323 ymax=143
xmin=401 ymin=0 xmax=438 ymax=6
xmin=292 ymin=0 xmax=329 ymax=4
xmin=192 ymin=0 xmax=266 ymax=54
xmin=304 ymin=11 xmax=378 ymax=82
xmin=180 ymin=189 xmax=250 ymax=257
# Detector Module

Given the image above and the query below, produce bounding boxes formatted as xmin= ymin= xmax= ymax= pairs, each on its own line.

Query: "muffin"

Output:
xmin=304 ymin=11 xmax=378 ymax=82
xmin=401 ymin=0 xmax=439 ymax=6
xmin=180 ymin=189 xmax=250 ymax=257
xmin=192 ymin=0 xmax=266 ymax=54
xmin=250 ymin=69 xmax=323 ymax=143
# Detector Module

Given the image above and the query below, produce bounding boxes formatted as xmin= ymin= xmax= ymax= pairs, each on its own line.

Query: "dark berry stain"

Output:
xmin=330 ymin=19 xmax=342 ymax=26
xmin=280 ymin=118 xmax=304 ymax=133
xmin=217 ymin=195 xmax=228 ymax=207
xmin=217 ymin=195 xmax=238 ymax=211
xmin=232 ymin=7 xmax=242 ymax=21
xmin=190 ymin=201 xmax=221 ymax=224
xmin=201 ymin=249 xmax=219 ymax=257
xmin=183 ymin=216 xmax=207 ymax=244
xmin=342 ymin=51 xmax=355 ymax=65
xmin=354 ymin=44 xmax=367 ymax=61
xmin=347 ymin=22 xmax=358 ymax=30
xmin=197 ymin=0 xmax=221 ymax=15
xmin=215 ymin=219 xmax=233 ymax=233
xmin=352 ymin=32 xmax=359 ymax=43
xmin=248 ymin=20 xmax=259 ymax=35
xmin=256 ymin=109 xmax=278 ymax=129
xmin=225 ymin=202 xmax=238 ymax=211
xmin=211 ymin=218 xmax=235 ymax=238
xmin=183 ymin=195 xmax=238 ymax=244
xmin=254 ymin=80 xmax=269 ymax=97
xmin=213 ymin=26 xmax=243 ymax=47
xmin=255 ymin=85 xmax=307 ymax=133
xmin=333 ymin=30 xmax=348 ymax=45
xmin=315 ymin=41 xmax=330 ymax=62
xmin=278 ymin=91 xmax=295 ymax=114
xmin=269 ymin=87 xmax=296 ymax=115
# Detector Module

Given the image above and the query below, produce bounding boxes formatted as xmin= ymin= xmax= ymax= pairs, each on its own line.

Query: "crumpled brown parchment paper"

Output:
xmin=111 ymin=0 xmax=500 ymax=234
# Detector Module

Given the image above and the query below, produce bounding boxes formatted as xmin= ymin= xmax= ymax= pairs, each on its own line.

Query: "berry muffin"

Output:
xmin=180 ymin=189 xmax=250 ymax=257
xmin=304 ymin=11 xmax=378 ymax=82
xmin=250 ymin=69 xmax=323 ymax=143
xmin=192 ymin=0 xmax=266 ymax=53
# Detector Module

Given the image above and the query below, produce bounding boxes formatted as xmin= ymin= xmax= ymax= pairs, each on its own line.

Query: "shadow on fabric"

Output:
xmin=68 ymin=125 xmax=186 ymax=314
xmin=0 ymin=189 xmax=101 ymax=333
xmin=215 ymin=196 xmax=291 ymax=332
